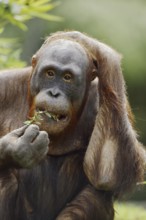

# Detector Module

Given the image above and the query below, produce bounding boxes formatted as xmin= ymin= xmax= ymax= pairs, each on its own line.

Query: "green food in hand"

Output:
xmin=24 ymin=111 xmax=50 ymax=125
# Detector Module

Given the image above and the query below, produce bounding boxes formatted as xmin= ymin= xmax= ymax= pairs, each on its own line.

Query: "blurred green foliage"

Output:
xmin=115 ymin=202 xmax=146 ymax=220
xmin=0 ymin=0 xmax=61 ymax=68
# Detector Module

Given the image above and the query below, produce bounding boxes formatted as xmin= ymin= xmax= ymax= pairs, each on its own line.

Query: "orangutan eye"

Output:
xmin=46 ymin=70 xmax=55 ymax=79
xmin=63 ymin=73 xmax=73 ymax=82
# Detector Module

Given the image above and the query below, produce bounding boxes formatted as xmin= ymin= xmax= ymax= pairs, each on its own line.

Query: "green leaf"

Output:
xmin=29 ymin=11 xmax=62 ymax=21
xmin=24 ymin=120 xmax=32 ymax=125
xmin=45 ymin=112 xmax=52 ymax=118
xmin=31 ymin=0 xmax=53 ymax=7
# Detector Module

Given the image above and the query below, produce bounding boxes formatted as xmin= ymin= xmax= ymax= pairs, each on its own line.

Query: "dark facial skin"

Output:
xmin=30 ymin=39 xmax=91 ymax=135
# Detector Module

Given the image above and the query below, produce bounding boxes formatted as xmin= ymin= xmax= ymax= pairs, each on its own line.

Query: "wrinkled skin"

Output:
xmin=0 ymin=125 xmax=49 ymax=168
